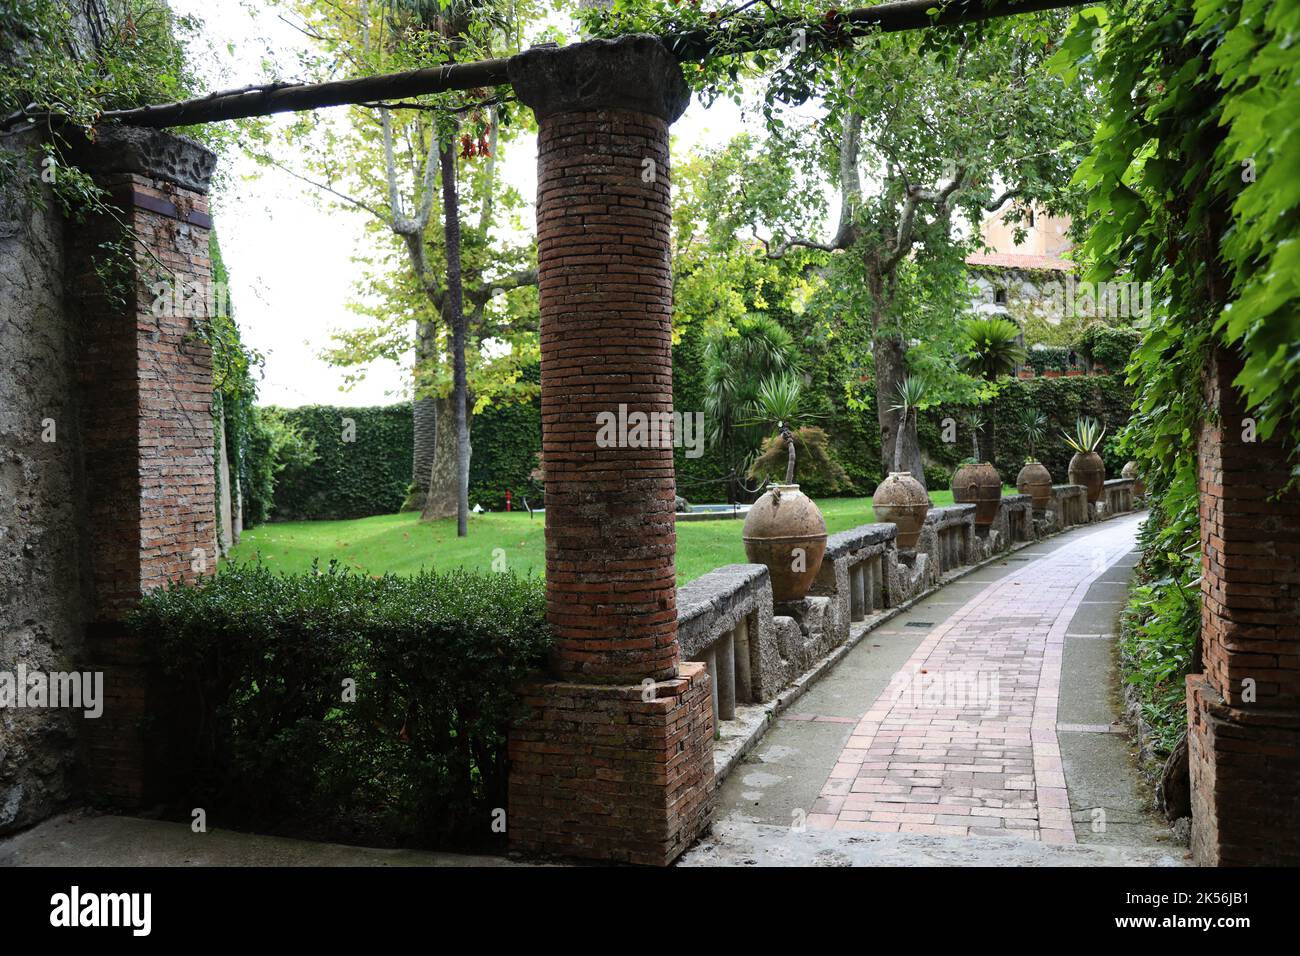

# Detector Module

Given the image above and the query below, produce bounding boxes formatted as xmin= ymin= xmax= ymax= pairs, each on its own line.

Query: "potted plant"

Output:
xmin=1014 ymin=408 xmax=1052 ymax=510
xmin=1063 ymin=415 xmax=1107 ymax=503
xmin=1044 ymin=363 xmax=1063 ymax=379
xmin=1018 ymin=367 xmax=1035 ymax=380
xmin=740 ymin=373 xmax=827 ymax=602
xmin=1121 ymin=460 xmax=1145 ymax=497
xmin=872 ymin=376 xmax=932 ymax=549
xmin=949 ymin=410 xmax=1001 ymax=527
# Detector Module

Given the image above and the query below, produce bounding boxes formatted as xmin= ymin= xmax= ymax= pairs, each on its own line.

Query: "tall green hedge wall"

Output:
xmin=267 ymin=373 xmax=1133 ymax=519
xmin=271 ymin=405 xmax=412 ymax=520
xmin=920 ymin=374 xmax=1136 ymax=488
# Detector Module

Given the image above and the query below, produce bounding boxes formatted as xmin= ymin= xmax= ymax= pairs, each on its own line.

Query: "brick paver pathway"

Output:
xmin=807 ymin=520 xmax=1138 ymax=843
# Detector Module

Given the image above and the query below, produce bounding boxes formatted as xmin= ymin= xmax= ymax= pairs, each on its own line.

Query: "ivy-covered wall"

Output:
xmin=271 ymin=405 xmax=412 ymax=520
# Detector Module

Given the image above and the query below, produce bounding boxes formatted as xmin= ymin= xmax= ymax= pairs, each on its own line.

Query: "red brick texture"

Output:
xmin=70 ymin=172 xmax=217 ymax=619
xmin=508 ymin=662 xmax=714 ymax=866
xmin=506 ymin=39 xmax=714 ymax=864
xmin=67 ymin=162 xmax=217 ymax=806
xmin=1188 ymin=348 xmax=1300 ymax=864
xmin=536 ymin=108 xmax=679 ymax=684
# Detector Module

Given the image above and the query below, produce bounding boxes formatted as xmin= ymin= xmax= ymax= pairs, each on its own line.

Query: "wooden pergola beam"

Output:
xmin=4 ymin=0 xmax=1092 ymax=131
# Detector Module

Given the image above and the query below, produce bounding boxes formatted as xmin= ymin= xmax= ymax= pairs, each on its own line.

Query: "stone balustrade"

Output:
xmin=1103 ymin=478 xmax=1135 ymax=516
xmin=673 ymin=483 xmax=1142 ymax=748
xmin=676 ymin=564 xmax=779 ymax=723
xmin=920 ymin=504 xmax=976 ymax=576
xmin=810 ymin=523 xmax=895 ymax=644
xmin=1048 ymin=483 xmax=1089 ymax=528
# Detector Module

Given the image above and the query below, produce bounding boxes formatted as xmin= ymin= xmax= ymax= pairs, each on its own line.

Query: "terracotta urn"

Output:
xmin=1016 ymin=460 xmax=1053 ymax=511
xmin=1069 ymin=451 xmax=1105 ymax=503
xmin=742 ymin=484 xmax=827 ymax=603
xmin=1121 ymin=460 xmax=1145 ymax=497
xmin=951 ymin=461 xmax=1002 ymax=527
xmin=872 ymin=471 xmax=932 ymax=550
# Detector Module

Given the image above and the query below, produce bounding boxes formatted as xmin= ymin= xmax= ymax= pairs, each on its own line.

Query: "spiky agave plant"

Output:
xmin=1062 ymin=415 xmax=1107 ymax=454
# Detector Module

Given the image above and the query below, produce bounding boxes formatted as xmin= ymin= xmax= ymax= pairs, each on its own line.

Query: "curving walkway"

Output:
xmin=807 ymin=518 xmax=1137 ymax=842
xmin=686 ymin=512 xmax=1182 ymax=865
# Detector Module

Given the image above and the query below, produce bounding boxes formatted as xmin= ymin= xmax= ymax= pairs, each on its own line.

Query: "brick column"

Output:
xmin=66 ymin=126 xmax=218 ymax=805
xmin=1188 ymin=348 xmax=1300 ymax=865
xmin=505 ymin=36 xmax=715 ymax=865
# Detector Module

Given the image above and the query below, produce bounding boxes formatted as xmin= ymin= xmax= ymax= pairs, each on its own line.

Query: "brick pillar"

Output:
xmin=1188 ymin=347 xmax=1300 ymax=865
xmin=66 ymin=126 xmax=219 ymax=805
xmin=505 ymin=36 xmax=715 ymax=865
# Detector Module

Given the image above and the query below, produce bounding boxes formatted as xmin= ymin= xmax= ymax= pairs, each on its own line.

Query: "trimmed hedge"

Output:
xmin=922 ymin=374 xmax=1135 ymax=488
xmin=468 ymin=365 xmax=544 ymax=511
xmin=271 ymin=404 xmax=411 ymax=520
xmin=128 ymin=563 xmax=550 ymax=849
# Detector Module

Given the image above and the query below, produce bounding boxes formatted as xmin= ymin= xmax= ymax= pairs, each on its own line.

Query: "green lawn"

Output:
xmin=226 ymin=492 xmax=960 ymax=584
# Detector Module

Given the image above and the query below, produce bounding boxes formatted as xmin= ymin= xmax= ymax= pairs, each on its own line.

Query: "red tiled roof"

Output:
xmin=965 ymin=252 xmax=1076 ymax=271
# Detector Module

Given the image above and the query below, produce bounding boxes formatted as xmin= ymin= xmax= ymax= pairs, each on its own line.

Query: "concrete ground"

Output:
xmin=682 ymin=513 xmax=1187 ymax=866
xmin=0 ymin=811 xmax=533 ymax=867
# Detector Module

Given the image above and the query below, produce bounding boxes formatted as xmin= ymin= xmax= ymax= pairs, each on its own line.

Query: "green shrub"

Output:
xmin=1118 ymin=470 xmax=1201 ymax=754
xmin=127 ymin=563 xmax=551 ymax=849
xmin=1025 ymin=345 xmax=1075 ymax=373
xmin=1079 ymin=324 xmax=1141 ymax=372
xmin=921 ymin=374 xmax=1135 ymax=484
xmin=271 ymin=405 xmax=411 ymax=520
xmin=243 ymin=407 xmax=317 ymax=526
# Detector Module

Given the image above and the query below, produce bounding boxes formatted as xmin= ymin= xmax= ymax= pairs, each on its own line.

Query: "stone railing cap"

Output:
xmin=825 ymin=522 xmax=896 ymax=558
xmin=508 ymin=34 xmax=691 ymax=123
xmin=65 ymin=125 xmax=216 ymax=193
xmin=676 ymin=563 xmax=769 ymax=625
xmin=926 ymin=504 xmax=976 ymax=523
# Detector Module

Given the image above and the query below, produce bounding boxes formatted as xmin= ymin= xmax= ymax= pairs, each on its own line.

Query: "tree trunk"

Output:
xmin=440 ymin=134 xmax=470 ymax=537
xmin=874 ymin=333 xmax=925 ymax=487
xmin=421 ymin=394 xmax=459 ymax=521
xmin=977 ymin=418 xmax=995 ymax=465
xmin=408 ymin=318 xmax=440 ymax=511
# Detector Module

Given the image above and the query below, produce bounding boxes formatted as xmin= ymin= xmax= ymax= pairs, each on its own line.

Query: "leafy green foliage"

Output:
xmin=243 ymin=407 xmax=319 ymax=527
xmin=922 ymin=374 xmax=1135 ymax=484
xmin=270 ymin=405 xmax=410 ymax=521
xmin=128 ymin=562 xmax=550 ymax=848
xmin=959 ymin=317 xmax=1027 ymax=381
xmin=1078 ymin=324 xmax=1140 ymax=371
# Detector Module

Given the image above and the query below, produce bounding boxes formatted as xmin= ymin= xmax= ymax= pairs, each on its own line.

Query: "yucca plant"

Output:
xmin=959 ymin=409 xmax=984 ymax=463
xmin=745 ymin=372 xmax=805 ymax=483
xmin=1017 ymin=408 xmax=1048 ymax=462
xmin=888 ymin=375 xmax=929 ymax=473
xmin=1062 ymin=415 xmax=1107 ymax=454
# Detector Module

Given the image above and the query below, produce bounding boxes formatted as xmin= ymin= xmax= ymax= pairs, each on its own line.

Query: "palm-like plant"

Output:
xmin=959 ymin=317 xmax=1026 ymax=464
xmin=888 ymin=375 xmax=928 ymax=473
xmin=959 ymin=409 xmax=984 ymax=463
xmin=746 ymin=372 xmax=804 ymax=483
xmin=703 ymin=315 xmax=800 ymax=492
xmin=1017 ymin=408 xmax=1048 ymax=461
xmin=959 ymin=317 xmax=1028 ymax=380
xmin=1062 ymin=416 xmax=1107 ymax=454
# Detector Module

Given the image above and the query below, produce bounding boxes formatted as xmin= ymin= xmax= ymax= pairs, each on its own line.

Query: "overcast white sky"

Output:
xmin=172 ymin=0 xmax=753 ymax=407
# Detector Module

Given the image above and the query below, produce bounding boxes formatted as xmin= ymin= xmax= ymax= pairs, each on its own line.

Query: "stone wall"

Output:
xmin=0 ymin=125 xmax=218 ymax=829
xmin=0 ymin=131 xmax=89 ymax=832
